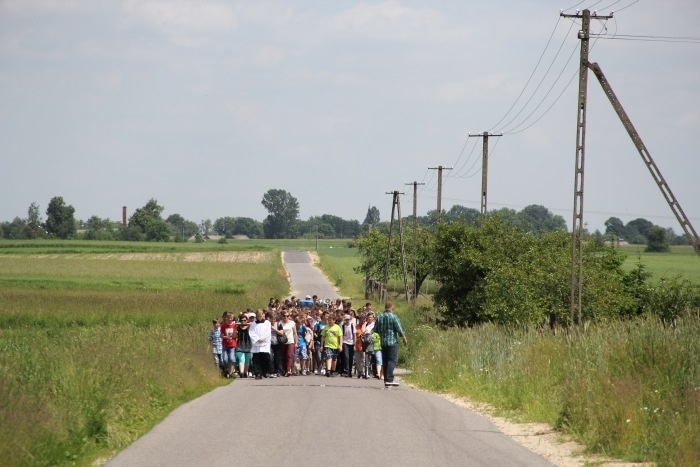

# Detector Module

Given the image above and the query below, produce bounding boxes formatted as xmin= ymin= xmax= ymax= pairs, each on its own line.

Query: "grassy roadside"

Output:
xmin=0 ymin=242 xmax=289 ymax=466
xmin=318 ymin=245 xmax=700 ymax=465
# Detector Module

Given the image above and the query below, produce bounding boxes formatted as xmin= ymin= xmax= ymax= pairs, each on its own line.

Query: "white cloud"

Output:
xmin=122 ymin=0 xmax=237 ymax=39
xmin=324 ymin=1 xmax=445 ymax=42
xmin=0 ymin=0 xmax=82 ymax=14
xmin=254 ymin=46 xmax=284 ymax=67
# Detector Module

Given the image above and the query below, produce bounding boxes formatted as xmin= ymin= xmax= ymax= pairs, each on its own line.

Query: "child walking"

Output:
xmin=207 ymin=319 xmax=223 ymax=373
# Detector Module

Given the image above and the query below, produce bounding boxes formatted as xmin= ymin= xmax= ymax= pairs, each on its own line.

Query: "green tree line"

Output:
xmin=355 ymin=215 xmax=699 ymax=327
xmin=1 ymin=190 xmax=686 ymax=247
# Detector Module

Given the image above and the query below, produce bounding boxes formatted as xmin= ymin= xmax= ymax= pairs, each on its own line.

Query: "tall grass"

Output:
xmin=315 ymin=246 xmax=366 ymax=299
xmin=316 ymin=246 xmax=700 ymax=465
xmin=0 ymin=244 xmax=289 ymax=466
xmin=404 ymin=316 xmax=700 ymax=464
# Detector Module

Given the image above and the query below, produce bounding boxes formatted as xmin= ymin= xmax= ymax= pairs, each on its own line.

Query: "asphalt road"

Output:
xmin=107 ymin=251 xmax=553 ymax=467
xmin=284 ymin=250 xmax=339 ymax=300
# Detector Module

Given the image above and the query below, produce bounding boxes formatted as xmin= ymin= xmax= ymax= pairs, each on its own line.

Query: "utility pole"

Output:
xmin=428 ymin=166 xmax=453 ymax=222
xmin=469 ymin=132 xmax=502 ymax=216
xmin=406 ymin=181 xmax=425 ymax=304
xmin=383 ymin=191 xmax=410 ymax=303
xmin=560 ymin=9 xmax=613 ymax=325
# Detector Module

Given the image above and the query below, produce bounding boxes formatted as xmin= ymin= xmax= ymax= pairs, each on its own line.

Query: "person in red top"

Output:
xmin=220 ymin=312 xmax=238 ymax=378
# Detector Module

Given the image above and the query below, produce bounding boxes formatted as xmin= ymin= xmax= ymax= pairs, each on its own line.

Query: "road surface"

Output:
xmin=107 ymin=250 xmax=553 ymax=467
xmin=284 ymin=250 xmax=339 ymax=300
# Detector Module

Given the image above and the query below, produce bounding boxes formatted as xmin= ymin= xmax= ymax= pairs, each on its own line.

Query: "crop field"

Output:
xmin=619 ymin=245 xmax=700 ymax=283
xmin=0 ymin=241 xmax=289 ymax=466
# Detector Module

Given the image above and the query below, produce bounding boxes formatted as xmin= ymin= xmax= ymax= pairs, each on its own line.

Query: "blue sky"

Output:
xmin=1 ymin=0 xmax=698 ymax=234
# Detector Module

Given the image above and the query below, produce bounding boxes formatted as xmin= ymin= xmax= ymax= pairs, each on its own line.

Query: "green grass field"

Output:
xmin=0 ymin=241 xmax=290 ymax=466
xmin=620 ymin=245 xmax=700 ymax=283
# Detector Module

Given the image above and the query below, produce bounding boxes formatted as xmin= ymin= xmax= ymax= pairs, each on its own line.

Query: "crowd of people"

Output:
xmin=207 ymin=296 xmax=407 ymax=387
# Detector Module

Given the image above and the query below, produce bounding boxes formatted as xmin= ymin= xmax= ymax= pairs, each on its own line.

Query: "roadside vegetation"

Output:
xmin=1 ymin=231 xmax=697 ymax=466
xmin=324 ymin=219 xmax=699 ymax=465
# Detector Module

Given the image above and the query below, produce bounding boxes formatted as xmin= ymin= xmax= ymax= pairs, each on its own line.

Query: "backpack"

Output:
xmin=304 ymin=326 xmax=313 ymax=344
xmin=360 ymin=333 xmax=374 ymax=352
xmin=276 ymin=323 xmax=288 ymax=345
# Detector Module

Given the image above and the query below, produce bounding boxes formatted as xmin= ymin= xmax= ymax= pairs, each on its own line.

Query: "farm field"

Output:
xmin=619 ymin=245 xmax=700 ymax=283
xmin=0 ymin=240 xmax=289 ymax=466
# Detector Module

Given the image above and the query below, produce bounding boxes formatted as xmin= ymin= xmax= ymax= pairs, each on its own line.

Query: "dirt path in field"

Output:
xmin=19 ymin=251 xmax=272 ymax=263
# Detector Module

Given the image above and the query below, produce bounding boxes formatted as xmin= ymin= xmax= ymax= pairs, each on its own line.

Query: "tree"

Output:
xmin=355 ymin=225 xmax=434 ymax=300
xmin=604 ymin=217 xmax=626 ymax=240
xmin=444 ymin=205 xmax=480 ymax=225
xmin=363 ymin=206 xmax=380 ymax=228
xmin=128 ymin=199 xmax=170 ymax=242
xmin=26 ymin=202 xmax=44 ymax=239
xmin=431 ymin=217 xmax=635 ymax=327
xmin=234 ymin=217 xmax=263 ymax=238
xmin=213 ymin=217 xmax=237 ymax=237
xmin=490 ymin=207 xmax=519 ymax=226
xmin=213 ymin=216 xmax=263 ymax=238
xmin=202 ymin=219 xmax=213 ymax=236
xmin=84 ymin=216 xmax=117 ymax=240
xmin=517 ymin=204 xmax=567 ymax=233
xmin=625 ymin=218 xmax=654 ymax=244
xmin=45 ymin=196 xmax=77 ymax=239
xmin=261 ymin=189 xmax=300 ymax=239
xmin=166 ymin=214 xmax=199 ymax=240
xmin=1 ymin=217 xmax=27 ymax=239
xmin=646 ymin=226 xmax=670 ymax=253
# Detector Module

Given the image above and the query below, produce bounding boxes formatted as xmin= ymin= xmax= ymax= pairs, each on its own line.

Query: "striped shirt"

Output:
xmin=375 ymin=311 xmax=405 ymax=347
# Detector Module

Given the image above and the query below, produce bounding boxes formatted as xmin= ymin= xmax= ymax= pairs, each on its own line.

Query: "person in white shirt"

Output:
xmin=249 ymin=309 xmax=271 ymax=379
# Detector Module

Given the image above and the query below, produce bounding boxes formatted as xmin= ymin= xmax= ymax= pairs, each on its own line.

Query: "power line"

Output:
xmin=597 ymin=0 xmax=623 ymax=12
xmin=591 ymin=34 xmax=700 ymax=44
xmin=488 ymin=16 xmax=564 ymax=132
xmin=613 ymin=0 xmax=639 ymax=14
xmin=448 ymin=137 xmax=480 ymax=178
xmin=500 ymin=39 xmax=580 ymax=134
xmin=502 ymin=19 xmax=610 ymax=135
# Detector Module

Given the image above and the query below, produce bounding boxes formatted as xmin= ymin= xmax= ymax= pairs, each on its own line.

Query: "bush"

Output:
xmin=648 ymin=276 xmax=699 ymax=322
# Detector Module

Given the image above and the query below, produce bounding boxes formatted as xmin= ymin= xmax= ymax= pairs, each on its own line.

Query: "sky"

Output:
xmin=1 ymin=0 xmax=699 ymax=235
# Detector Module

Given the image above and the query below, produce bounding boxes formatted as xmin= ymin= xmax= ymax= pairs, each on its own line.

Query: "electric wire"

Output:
xmin=591 ymin=34 xmax=700 ymax=44
xmin=562 ymin=0 xmax=586 ymax=12
xmin=450 ymin=139 xmax=482 ymax=179
xmin=452 ymin=137 xmax=503 ymax=179
xmin=450 ymin=133 xmax=478 ymax=176
xmin=449 ymin=137 xmax=479 ymax=178
xmin=500 ymin=39 xmax=579 ymax=134
xmin=502 ymin=19 xmax=609 ymax=135
xmin=597 ymin=0 xmax=622 ymax=12
xmin=493 ymin=19 xmax=576 ymax=134
xmin=613 ymin=0 xmax=639 ymax=14
xmin=488 ymin=16 xmax=563 ymax=132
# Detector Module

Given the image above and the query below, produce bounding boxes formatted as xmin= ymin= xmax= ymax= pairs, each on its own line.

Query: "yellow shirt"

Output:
xmin=321 ymin=324 xmax=342 ymax=350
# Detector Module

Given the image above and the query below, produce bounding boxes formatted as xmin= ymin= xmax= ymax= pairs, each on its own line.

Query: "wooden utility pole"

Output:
xmin=428 ymin=166 xmax=453 ymax=222
xmin=406 ymin=181 xmax=425 ymax=303
xmin=560 ymin=9 xmax=613 ymax=324
xmin=469 ymin=132 xmax=502 ymax=216
xmin=383 ymin=191 xmax=410 ymax=302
